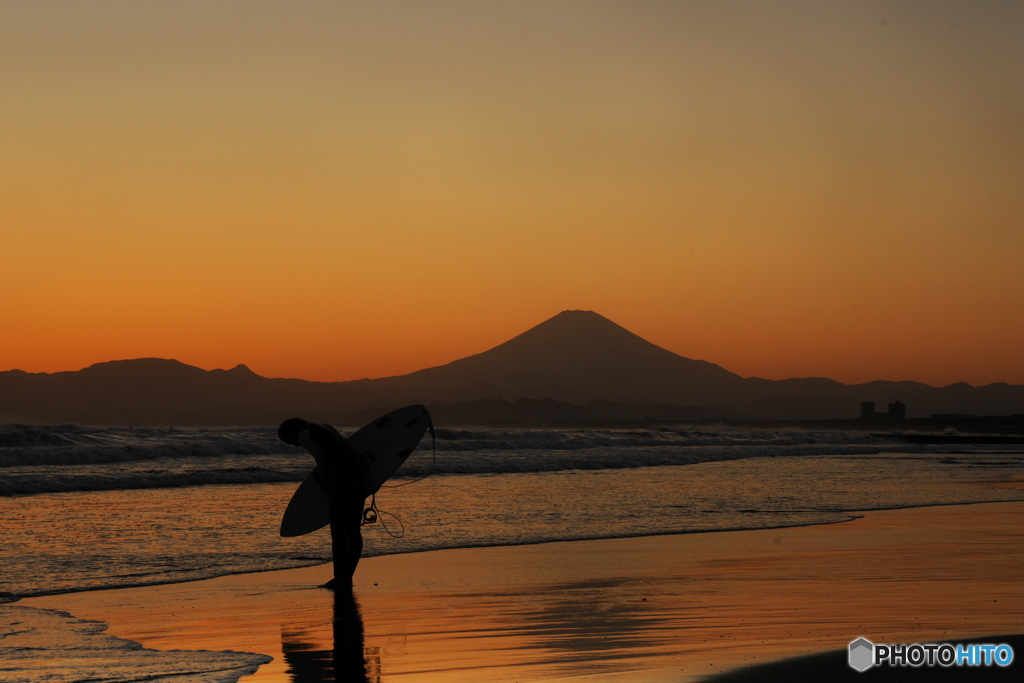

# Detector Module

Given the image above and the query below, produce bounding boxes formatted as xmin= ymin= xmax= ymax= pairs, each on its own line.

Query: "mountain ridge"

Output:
xmin=2 ymin=310 xmax=1022 ymax=424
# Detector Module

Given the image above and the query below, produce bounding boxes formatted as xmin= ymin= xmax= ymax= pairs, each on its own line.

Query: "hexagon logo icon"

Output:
xmin=848 ymin=637 xmax=874 ymax=672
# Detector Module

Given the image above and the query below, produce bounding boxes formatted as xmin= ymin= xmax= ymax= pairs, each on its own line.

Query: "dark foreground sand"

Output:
xmin=26 ymin=501 xmax=1024 ymax=682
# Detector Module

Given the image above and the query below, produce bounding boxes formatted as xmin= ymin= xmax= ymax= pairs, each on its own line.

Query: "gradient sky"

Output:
xmin=3 ymin=1 xmax=1022 ymax=387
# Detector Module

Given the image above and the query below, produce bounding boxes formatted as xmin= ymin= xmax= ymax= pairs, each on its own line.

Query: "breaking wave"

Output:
xmin=0 ymin=424 xmax=291 ymax=467
xmin=0 ymin=423 xmax=929 ymax=496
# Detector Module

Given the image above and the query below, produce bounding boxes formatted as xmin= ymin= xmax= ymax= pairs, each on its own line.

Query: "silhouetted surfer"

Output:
xmin=279 ymin=418 xmax=366 ymax=589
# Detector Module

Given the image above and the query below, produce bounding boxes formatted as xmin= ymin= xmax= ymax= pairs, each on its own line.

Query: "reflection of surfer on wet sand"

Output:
xmin=281 ymin=589 xmax=377 ymax=683
xmin=277 ymin=405 xmax=433 ymax=588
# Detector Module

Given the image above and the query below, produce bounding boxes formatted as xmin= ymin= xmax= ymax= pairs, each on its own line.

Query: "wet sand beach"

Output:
xmin=25 ymin=501 xmax=1024 ymax=681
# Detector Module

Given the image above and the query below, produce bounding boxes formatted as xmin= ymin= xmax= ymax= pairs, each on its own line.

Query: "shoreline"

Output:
xmin=18 ymin=499 xmax=1024 ymax=681
xmin=11 ymin=492 xmax=1024 ymax=604
xmin=12 ymin=497 xmax=1024 ymax=602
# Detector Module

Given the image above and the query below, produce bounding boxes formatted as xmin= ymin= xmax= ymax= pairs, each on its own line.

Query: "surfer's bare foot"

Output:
xmin=322 ymin=577 xmax=353 ymax=591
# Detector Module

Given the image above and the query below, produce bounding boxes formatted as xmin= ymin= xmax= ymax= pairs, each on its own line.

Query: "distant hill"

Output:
xmin=2 ymin=310 xmax=1022 ymax=425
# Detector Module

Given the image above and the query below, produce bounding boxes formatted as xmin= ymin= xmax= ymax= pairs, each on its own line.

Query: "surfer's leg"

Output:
xmin=341 ymin=496 xmax=363 ymax=580
xmin=327 ymin=498 xmax=355 ymax=588
xmin=327 ymin=495 xmax=365 ymax=587
xmin=348 ymin=519 xmax=363 ymax=578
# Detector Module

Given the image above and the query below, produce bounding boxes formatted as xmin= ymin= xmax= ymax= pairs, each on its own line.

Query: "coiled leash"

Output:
xmin=361 ymin=420 xmax=436 ymax=539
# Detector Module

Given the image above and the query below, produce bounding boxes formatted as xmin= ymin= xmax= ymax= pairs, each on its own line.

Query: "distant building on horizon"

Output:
xmin=860 ymin=400 xmax=906 ymax=420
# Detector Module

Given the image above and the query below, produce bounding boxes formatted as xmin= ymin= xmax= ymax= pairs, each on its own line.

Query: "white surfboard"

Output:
xmin=280 ymin=405 xmax=432 ymax=537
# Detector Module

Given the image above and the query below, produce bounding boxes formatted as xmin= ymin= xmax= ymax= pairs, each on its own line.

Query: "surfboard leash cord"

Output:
xmin=361 ymin=419 xmax=436 ymax=539
xmin=362 ymin=493 xmax=405 ymax=538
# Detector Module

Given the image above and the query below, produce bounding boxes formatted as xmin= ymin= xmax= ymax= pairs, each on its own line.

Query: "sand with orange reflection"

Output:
xmin=26 ymin=501 xmax=1024 ymax=682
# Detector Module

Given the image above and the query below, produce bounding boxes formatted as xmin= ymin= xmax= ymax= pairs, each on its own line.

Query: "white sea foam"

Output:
xmin=0 ymin=604 xmax=270 ymax=683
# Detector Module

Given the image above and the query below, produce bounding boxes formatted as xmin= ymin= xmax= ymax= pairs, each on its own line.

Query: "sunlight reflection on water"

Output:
xmin=2 ymin=451 xmax=1023 ymax=597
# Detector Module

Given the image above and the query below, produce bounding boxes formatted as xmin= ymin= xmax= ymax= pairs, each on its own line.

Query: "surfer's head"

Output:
xmin=278 ymin=417 xmax=309 ymax=446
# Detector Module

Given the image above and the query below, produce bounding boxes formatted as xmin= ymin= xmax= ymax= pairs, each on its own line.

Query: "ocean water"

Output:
xmin=3 ymin=423 xmax=1024 ymax=599
xmin=2 ymin=423 xmax=1024 ymax=681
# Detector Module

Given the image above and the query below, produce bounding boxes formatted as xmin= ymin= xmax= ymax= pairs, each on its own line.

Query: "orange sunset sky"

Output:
xmin=3 ymin=1 xmax=1023 ymax=387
